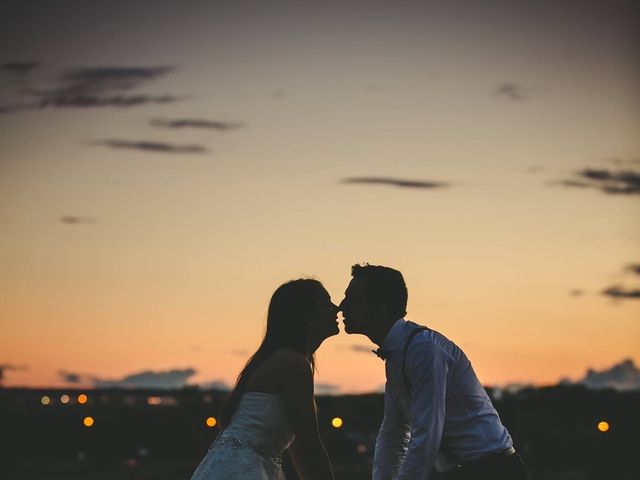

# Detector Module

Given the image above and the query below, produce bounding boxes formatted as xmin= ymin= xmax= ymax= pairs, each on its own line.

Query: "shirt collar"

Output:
xmin=380 ymin=318 xmax=407 ymax=352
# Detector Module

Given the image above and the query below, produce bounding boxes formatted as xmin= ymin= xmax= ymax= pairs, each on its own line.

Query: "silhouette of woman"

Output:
xmin=191 ymin=278 xmax=339 ymax=480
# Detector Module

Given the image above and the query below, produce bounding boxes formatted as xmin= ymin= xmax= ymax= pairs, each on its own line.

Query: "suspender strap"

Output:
xmin=402 ymin=326 xmax=428 ymax=394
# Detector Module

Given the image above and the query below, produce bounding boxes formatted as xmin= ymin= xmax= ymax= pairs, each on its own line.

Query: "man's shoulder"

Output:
xmin=406 ymin=324 xmax=459 ymax=362
xmin=405 ymin=321 xmax=449 ymax=345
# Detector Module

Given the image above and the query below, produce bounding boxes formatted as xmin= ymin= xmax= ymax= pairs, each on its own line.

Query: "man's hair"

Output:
xmin=351 ymin=264 xmax=408 ymax=318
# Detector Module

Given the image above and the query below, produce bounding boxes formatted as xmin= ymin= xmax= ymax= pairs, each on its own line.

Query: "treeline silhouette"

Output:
xmin=1 ymin=385 xmax=638 ymax=479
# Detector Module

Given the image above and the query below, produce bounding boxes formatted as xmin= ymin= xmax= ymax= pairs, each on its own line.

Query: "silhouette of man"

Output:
xmin=339 ymin=264 xmax=530 ymax=480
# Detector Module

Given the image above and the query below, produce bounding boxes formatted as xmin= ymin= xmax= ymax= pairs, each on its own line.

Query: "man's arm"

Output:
xmin=373 ymin=384 xmax=411 ymax=480
xmin=396 ymin=342 xmax=449 ymax=480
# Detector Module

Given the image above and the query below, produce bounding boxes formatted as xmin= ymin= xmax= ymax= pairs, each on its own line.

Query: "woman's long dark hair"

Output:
xmin=219 ymin=278 xmax=324 ymax=428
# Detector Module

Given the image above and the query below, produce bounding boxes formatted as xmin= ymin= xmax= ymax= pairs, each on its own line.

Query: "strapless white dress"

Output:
xmin=191 ymin=392 xmax=295 ymax=480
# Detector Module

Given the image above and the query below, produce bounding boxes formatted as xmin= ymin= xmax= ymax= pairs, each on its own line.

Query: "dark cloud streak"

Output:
xmin=1 ymin=62 xmax=40 ymax=75
xmin=496 ymin=83 xmax=526 ymax=101
xmin=60 ymin=215 xmax=96 ymax=225
xmin=1 ymin=65 xmax=181 ymax=113
xmin=342 ymin=177 xmax=450 ymax=189
xmin=95 ymin=139 xmax=208 ymax=154
xmin=602 ymin=285 xmax=640 ymax=299
xmin=558 ymin=168 xmax=640 ymax=196
xmin=38 ymin=93 xmax=180 ymax=109
xmin=151 ymin=118 xmax=244 ymax=130
xmin=625 ymin=264 xmax=640 ymax=276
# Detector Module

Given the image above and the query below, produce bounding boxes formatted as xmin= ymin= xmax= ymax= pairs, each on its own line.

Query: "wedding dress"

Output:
xmin=191 ymin=392 xmax=295 ymax=479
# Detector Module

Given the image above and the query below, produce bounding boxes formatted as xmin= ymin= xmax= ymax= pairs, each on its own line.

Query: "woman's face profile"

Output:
xmin=308 ymin=288 xmax=340 ymax=340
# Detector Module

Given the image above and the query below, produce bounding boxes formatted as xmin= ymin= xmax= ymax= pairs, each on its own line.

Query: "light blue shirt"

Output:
xmin=373 ymin=319 xmax=513 ymax=480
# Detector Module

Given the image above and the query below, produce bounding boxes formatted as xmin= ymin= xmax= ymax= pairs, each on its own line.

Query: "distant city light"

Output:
xmin=331 ymin=417 xmax=343 ymax=428
xmin=77 ymin=394 xmax=88 ymax=404
xmin=357 ymin=444 xmax=367 ymax=453
xmin=597 ymin=421 xmax=610 ymax=432
xmin=206 ymin=417 xmax=217 ymax=428
xmin=83 ymin=416 xmax=94 ymax=427
xmin=60 ymin=394 xmax=70 ymax=404
xmin=147 ymin=396 xmax=162 ymax=406
xmin=40 ymin=395 xmax=51 ymax=406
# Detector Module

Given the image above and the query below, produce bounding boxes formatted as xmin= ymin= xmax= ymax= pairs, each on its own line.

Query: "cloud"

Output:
xmin=578 ymin=359 xmax=640 ymax=391
xmin=602 ymin=285 xmax=640 ymax=299
xmin=1 ymin=62 xmax=40 ymax=75
xmin=342 ymin=177 xmax=450 ymax=189
xmin=496 ymin=83 xmax=526 ymax=101
xmin=1 ymin=65 xmax=181 ymax=113
xmin=315 ymin=383 xmax=341 ymax=395
xmin=558 ymin=168 xmax=640 ymax=196
xmin=151 ymin=118 xmax=244 ymax=131
xmin=624 ymin=264 xmax=640 ymax=276
xmin=95 ymin=139 xmax=208 ymax=154
xmin=555 ymin=180 xmax=591 ymax=189
xmin=0 ymin=363 xmax=25 ymax=370
xmin=0 ymin=363 xmax=27 ymax=383
xmin=59 ymin=370 xmax=82 ymax=383
xmin=96 ymin=369 xmax=197 ymax=389
xmin=60 ymin=215 xmax=96 ymax=225
xmin=60 ymin=368 xmax=198 ymax=389
xmin=61 ymin=66 xmax=172 ymax=89
xmin=199 ymin=380 xmax=231 ymax=391
xmin=38 ymin=94 xmax=180 ymax=109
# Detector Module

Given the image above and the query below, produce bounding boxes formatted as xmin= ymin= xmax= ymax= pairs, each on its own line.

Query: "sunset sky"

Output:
xmin=1 ymin=0 xmax=638 ymax=393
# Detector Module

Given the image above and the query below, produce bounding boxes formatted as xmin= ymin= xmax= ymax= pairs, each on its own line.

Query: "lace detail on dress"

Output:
xmin=190 ymin=392 xmax=293 ymax=479
xmin=215 ymin=434 xmax=283 ymax=465
xmin=190 ymin=432 xmax=285 ymax=480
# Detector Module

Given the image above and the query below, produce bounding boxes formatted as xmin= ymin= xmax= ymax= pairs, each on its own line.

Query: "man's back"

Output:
xmin=415 ymin=326 xmax=513 ymax=462
xmin=377 ymin=319 xmax=513 ymax=477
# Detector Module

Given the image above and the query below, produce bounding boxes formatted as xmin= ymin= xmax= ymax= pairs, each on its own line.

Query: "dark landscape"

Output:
xmin=1 ymin=386 xmax=638 ymax=479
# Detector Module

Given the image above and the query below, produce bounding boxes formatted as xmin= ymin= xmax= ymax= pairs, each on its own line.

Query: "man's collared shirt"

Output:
xmin=373 ymin=319 xmax=513 ymax=480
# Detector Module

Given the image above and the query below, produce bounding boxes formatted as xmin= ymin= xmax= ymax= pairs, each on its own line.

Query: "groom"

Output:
xmin=338 ymin=264 xmax=530 ymax=480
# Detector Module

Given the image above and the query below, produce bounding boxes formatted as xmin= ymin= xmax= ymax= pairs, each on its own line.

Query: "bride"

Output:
xmin=191 ymin=278 xmax=339 ymax=480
